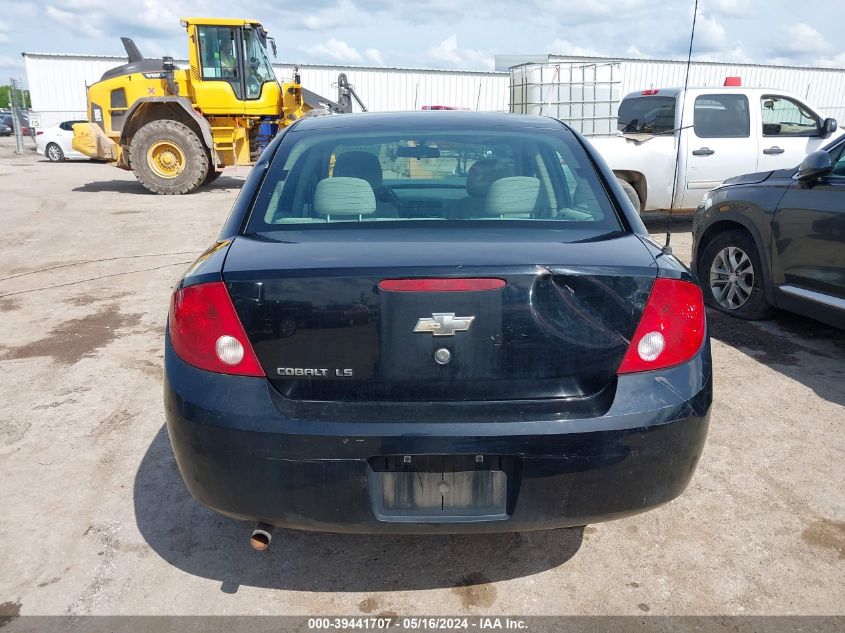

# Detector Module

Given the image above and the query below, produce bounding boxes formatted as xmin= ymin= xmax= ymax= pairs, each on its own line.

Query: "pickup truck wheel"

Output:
xmin=128 ymin=119 xmax=209 ymax=195
xmin=616 ymin=179 xmax=641 ymax=213
xmin=700 ymin=230 xmax=772 ymax=320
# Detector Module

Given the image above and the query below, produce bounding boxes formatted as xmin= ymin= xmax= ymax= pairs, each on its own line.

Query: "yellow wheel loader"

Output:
xmin=72 ymin=17 xmax=365 ymax=194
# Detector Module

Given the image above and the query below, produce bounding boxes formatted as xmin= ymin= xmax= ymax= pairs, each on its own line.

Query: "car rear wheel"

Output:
xmin=700 ymin=230 xmax=772 ymax=319
xmin=46 ymin=143 xmax=64 ymax=162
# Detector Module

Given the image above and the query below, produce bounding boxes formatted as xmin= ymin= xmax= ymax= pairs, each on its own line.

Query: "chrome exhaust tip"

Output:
xmin=249 ymin=523 xmax=272 ymax=551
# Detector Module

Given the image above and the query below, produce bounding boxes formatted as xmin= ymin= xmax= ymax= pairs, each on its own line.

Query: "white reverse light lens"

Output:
xmin=637 ymin=331 xmax=665 ymax=362
xmin=215 ymin=335 xmax=244 ymax=365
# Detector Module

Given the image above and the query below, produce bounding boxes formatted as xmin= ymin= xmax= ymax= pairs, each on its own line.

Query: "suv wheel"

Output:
xmin=700 ymin=230 xmax=772 ymax=319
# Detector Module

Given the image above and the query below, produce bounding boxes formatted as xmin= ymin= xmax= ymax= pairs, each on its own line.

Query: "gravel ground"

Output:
xmin=0 ymin=136 xmax=843 ymax=618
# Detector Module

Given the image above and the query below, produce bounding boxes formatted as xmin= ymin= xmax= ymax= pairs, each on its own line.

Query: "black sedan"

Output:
xmin=692 ymin=137 xmax=845 ymax=329
xmin=164 ymin=112 xmax=711 ymax=543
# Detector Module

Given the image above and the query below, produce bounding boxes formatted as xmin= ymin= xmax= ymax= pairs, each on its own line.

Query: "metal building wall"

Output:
xmin=23 ymin=53 xmax=509 ymax=128
xmin=24 ymin=54 xmax=128 ymax=126
xmin=551 ymin=55 xmax=845 ymax=121
xmin=278 ymin=65 xmax=509 ymax=112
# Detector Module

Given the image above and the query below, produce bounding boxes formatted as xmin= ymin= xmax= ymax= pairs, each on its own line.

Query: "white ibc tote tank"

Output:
xmin=510 ymin=61 xmax=622 ymax=135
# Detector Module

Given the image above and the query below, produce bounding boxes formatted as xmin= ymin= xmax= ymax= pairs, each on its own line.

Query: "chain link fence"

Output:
xmin=7 ymin=78 xmax=34 ymax=154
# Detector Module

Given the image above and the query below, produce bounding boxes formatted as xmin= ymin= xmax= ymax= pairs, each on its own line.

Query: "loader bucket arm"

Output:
xmin=337 ymin=73 xmax=367 ymax=113
xmin=298 ymin=74 xmax=367 ymax=115
xmin=301 ymin=87 xmax=349 ymax=114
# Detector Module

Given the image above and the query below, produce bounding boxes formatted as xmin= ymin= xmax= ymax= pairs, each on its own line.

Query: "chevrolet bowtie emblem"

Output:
xmin=413 ymin=313 xmax=475 ymax=336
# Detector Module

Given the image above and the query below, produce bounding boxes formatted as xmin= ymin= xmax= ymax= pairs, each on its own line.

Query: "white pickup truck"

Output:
xmin=587 ymin=87 xmax=842 ymax=213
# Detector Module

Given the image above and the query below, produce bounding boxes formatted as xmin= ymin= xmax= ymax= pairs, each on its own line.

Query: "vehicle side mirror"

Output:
xmin=820 ymin=117 xmax=837 ymax=139
xmin=796 ymin=150 xmax=832 ymax=182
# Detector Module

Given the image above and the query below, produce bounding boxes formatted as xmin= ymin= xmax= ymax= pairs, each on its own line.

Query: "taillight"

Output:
xmin=617 ymin=278 xmax=705 ymax=374
xmin=36 ymin=131 xmax=43 ymax=136
xmin=168 ymin=281 xmax=264 ymax=377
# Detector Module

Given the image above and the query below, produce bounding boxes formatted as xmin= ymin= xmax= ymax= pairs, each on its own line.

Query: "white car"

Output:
xmin=35 ymin=120 xmax=89 ymax=162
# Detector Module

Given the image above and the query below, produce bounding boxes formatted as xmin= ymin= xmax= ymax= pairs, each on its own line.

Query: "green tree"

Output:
xmin=0 ymin=85 xmax=31 ymax=110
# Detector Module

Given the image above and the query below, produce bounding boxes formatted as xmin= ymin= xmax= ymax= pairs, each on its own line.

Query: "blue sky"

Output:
xmin=1 ymin=0 xmax=844 ymax=86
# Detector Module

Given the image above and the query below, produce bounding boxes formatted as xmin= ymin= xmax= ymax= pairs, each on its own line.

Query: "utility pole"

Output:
xmin=10 ymin=78 xmax=25 ymax=155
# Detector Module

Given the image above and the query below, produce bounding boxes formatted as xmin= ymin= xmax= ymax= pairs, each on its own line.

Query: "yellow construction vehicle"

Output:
xmin=72 ymin=17 xmax=365 ymax=194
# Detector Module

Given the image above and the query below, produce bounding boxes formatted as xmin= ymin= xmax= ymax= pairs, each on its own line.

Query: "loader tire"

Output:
xmin=128 ymin=119 xmax=209 ymax=195
xmin=204 ymin=168 xmax=222 ymax=184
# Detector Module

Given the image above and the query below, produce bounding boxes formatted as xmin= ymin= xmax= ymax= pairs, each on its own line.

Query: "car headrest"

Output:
xmin=314 ymin=177 xmax=376 ymax=217
xmin=466 ymin=159 xmax=515 ymax=197
xmin=333 ymin=151 xmax=384 ymax=189
xmin=485 ymin=177 xmax=541 ymax=217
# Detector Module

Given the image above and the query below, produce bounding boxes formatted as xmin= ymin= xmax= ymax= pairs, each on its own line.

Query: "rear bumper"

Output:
xmin=164 ymin=336 xmax=712 ymax=534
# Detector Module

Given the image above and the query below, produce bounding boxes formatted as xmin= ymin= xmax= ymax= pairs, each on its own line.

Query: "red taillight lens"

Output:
xmin=36 ymin=131 xmax=43 ymax=136
xmin=617 ymin=278 xmax=706 ymax=374
xmin=379 ymin=278 xmax=506 ymax=292
xmin=168 ymin=281 xmax=264 ymax=377
xmin=641 ymin=89 xmax=660 ymax=95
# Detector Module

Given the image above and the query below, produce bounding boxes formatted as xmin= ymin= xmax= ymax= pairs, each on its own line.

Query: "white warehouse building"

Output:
xmin=22 ymin=51 xmax=845 ymax=133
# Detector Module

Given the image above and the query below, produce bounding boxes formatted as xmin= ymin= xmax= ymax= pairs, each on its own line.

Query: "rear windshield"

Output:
xmin=245 ymin=125 xmax=622 ymax=233
xmin=617 ymin=96 xmax=676 ymax=135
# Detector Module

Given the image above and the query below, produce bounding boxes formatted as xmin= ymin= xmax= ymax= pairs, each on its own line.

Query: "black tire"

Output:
xmin=616 ymin=178 xmax=642 ymax=213
xmin=699 ymin=230 xmax=772 ymax=320
xmin=204 ymin=168 xmax=223 ymax=184
xmin=45 ymin=142 xmax=64 ymax=162
xmin=128 ymin=119 xmax=209 ymax=195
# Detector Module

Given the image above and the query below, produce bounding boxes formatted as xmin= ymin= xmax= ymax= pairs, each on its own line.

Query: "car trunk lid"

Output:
xmin=224 ymin=228 xmax=657 ymax=402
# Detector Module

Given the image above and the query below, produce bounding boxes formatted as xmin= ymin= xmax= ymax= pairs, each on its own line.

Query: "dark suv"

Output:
xmin=693 ymin=136 xmax=845 ymax=328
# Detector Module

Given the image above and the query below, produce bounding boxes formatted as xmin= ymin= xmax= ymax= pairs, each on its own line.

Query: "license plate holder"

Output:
xmin=369 ymin=455 xmax=509 ymax=522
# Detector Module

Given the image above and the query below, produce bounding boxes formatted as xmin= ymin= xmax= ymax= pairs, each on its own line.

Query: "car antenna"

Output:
xmin=664 ymin=0 xmax=699 ymax=256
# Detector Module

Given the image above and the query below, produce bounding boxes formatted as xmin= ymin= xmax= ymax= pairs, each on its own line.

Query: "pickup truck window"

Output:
xmin=617 ymin=97 xmax=675 ymax=135
xmin=761 ymin=96 xmax=819 ymax=137
xmin=693 ymin=94 xmax=750 ymax=138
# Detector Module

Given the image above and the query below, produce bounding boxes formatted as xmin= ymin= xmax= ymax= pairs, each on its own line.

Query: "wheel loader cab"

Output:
xmin=184 ymin=18 xmax=282 ymax=116
xmin=72 ymin=16 xmax=341 ymax=194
